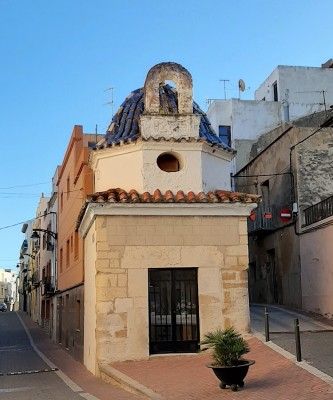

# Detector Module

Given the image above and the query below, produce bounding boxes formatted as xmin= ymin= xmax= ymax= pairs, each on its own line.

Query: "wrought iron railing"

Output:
xmin=303 ymin=195 xmax=333 ymax=226
xmin=43 ymin=276 xmax=55 ymax=293
xmin=248 ymin=205 xmax=274 ymax=233
xmin=32 ymin=271 xmax=40 ymax=287
xmin=21 ymin=239 xmax=28 ymax=252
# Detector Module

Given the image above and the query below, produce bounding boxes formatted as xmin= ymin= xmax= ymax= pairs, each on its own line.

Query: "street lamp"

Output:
xmin=30 ymin=229 xmax=57 ymax=240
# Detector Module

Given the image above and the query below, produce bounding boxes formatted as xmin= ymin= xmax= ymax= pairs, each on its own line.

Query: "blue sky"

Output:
xmin=0 ymin=0 xmax=332 ymax=269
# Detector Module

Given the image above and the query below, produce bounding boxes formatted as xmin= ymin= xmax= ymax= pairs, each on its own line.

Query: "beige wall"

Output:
xmin=83 ymin=214 xmax=250 ymax=374
xmin=84 ymin=222 xmax=97 ymax=373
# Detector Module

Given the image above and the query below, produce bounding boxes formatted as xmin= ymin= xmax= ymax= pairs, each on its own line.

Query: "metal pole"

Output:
xmin=294 ymin=318 xmax=302 ymax=362
xmin=264 ymin=307 xmax=270 ymax=342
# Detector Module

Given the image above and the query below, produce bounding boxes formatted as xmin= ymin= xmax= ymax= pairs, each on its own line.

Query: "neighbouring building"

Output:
xmin=19 ymin=221 xmax=34 ymax=315
xmin=300 ymin=195 xmax=333 ymax=318
xmin=0 ymin=269 xmax=18 ymax=311
xmin=235 ymin=109 xmax=333 ymax=310
xmin=29 ymin=186 xmax=58 ymax=337
xmin=18 ymin=174 xmax=58 ymax=339
xmin=30 ymin=194 xmax=51 ymax=325
xmin=56 ymin=125 xmax=103 ymax=362
xmin=77 ymin=62 xmax=259 ymax=375
xmin=207 ymin=59 xmax=333 ymax=172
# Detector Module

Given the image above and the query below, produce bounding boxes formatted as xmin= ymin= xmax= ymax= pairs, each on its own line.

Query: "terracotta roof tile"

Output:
xmin=142 ymin=192 xmax=151 ymax=203
xmin=187 ymin=191 xmax=197 ymax=203
xmin=86 ymin=188 xmax=260 ymax=205
xmin=153 ymin=189 xmax=163 ymax=202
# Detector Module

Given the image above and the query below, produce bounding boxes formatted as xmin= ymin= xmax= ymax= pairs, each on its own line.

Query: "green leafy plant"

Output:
xmin=201 ymin=327 xmax=250 ymax=367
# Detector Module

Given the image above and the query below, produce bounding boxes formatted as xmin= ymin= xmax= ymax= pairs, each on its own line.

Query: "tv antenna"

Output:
xmin=104 ymin=87 xmax=115 ymax=119
xmin=219 ymin=79 xmax=230 ymax=99
xmin=238 ymin=79 xmax=246 ymax=99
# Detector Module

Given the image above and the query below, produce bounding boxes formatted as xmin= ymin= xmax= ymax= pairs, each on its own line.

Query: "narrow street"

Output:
xmin=250 ymin=304 xmax=333 ymax=377
xmin=0 ymin=312 xmax=139 ymax=400
xmin=0 ymin=312 xmax=86 ymax=399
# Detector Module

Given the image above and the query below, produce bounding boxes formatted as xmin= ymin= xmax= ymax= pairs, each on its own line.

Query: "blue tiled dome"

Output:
xmin=97 ymin=84 xmax=234 ymax=152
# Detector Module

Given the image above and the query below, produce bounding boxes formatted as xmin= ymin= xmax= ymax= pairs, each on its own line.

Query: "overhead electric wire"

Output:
xmin=0 ymin=181 xmax=50 ymax=190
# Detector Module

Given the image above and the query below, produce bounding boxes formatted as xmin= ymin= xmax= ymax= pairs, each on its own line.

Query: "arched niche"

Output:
xmin=144 ymin=62 xmax=193 ymax=114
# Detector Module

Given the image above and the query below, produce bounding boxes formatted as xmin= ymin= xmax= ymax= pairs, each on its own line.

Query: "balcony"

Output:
xmin=248 ymin=205 xmax=274 ymax=234
xmin=31 ymin=271 xmax=40 ymax=287
xmin=303 ymin=196 xmax=333 ymax=227
xmin=20 ymin=239 xmax=28 ymax=253
xmin=42 ymin=276 xmax=55 ymax=295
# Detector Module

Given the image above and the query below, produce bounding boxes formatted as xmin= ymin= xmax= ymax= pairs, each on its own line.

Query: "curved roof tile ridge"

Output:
xmin=86 ymin=188 xmax=260 ymax=205
xmin=96 ymin=85 xmax=235 ymax=152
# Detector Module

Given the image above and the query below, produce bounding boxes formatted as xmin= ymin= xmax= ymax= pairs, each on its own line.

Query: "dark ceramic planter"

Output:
xmin=207 ymin=359 xmax=255 ymax=391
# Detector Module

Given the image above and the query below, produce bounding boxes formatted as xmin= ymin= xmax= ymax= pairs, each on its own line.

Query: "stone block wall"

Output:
xmin=84 ymin=214 xmax=250 ymax=371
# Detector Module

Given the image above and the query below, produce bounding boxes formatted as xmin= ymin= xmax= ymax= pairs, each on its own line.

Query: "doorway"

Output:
xmin=148 ymin=268 xmax=199 ymax=354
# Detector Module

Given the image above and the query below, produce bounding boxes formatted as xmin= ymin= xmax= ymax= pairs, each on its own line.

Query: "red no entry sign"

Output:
xmin=279 ymin=208 xmax=292 ymax=222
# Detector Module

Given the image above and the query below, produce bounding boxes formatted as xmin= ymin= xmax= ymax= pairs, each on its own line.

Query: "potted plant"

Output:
xmin=201 ymin=326 xmax=255 ymax=391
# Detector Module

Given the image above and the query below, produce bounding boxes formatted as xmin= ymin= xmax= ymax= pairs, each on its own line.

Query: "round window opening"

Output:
xmin=157 ymin=152 xmax=182 ymax=172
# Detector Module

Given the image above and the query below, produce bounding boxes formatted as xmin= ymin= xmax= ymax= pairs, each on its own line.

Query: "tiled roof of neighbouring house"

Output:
xmin=87 ymin=188 xmax=260 ymax=204
xmin=76 ymin=188 xmax=260 ymax=230
xmin=96 ymin=85 xmax=235 ymax=152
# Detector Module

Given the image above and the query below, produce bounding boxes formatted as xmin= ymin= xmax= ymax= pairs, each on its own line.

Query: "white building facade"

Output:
xmin=0 ymin=269 xmax=18 ymax=311
xmin=207 ymin=59 xmax=333 ymax=173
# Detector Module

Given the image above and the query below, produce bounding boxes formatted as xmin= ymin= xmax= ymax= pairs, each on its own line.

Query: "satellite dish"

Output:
xmin=238 ymin=79 xmax=246 ymax=92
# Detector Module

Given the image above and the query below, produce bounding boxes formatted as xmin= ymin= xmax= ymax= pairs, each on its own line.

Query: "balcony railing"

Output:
xmin=21 ymin=239 xmax=28 ymax=253
xmin=43 ymin=276 xmax=55 ymax=294
xmin=32 ymin=271 xmax=40 ymax=287
xmin=303 ymin=195 xmax=333 ymax=227
xmin=248 ymin=205 xmax=274 ymax=234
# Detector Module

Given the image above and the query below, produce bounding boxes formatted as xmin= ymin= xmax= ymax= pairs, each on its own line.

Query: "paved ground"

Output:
xmin=0 ymin=312 xmax=141 ymax=400
xmin=250 ymin=304 xmax=333 ymax=333
xmin=110 ymin=337 xmax=333 ymax=399
xmin=251 ymin=304 xmax=333 ymax=378
xmin=3 ymin=308 xmax=333 ymax=399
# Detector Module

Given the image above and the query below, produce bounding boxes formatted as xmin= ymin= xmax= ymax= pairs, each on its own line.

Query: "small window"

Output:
xmin=66 ymin=176 xmax=70 ymax=199
xmin=60 ymin=248 xmax=63 ymax=273
xmin=60 ymin=191 xmax=64 ymax=211
xmin=218 ymin=125 xmax=231 ymax=147
xmin=273 ymin=82 xmax=278 ymax=101
xmin=261 ymin=180 xmax=270 ymax=205
xmin=74 ymin=231 xmax=79 ymax=259
xmin=87 ymin=141 xmax=96 ymax=149
xmin=66 ymin=240 xmax=70 ymax=267
xmin=76 ymin=299 xmax=81 ymax=331
xmin=70 ymin=235 xmax=73 ymax=253
xmin=157 ymin=153 xmax=181 ymax=172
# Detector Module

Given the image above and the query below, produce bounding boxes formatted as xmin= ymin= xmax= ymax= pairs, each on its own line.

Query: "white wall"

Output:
xmin=207 ymin=99 xmax=282 ymax=143
xmin=92 ymin=142 xmax=234 ymax=195
xmin=201 ymin=150 xmax=231 ymax=191
xmin=300 ymin=217 xmax=333 ymax=317
xmin=255 ymin=65 xmax=333 ymax=119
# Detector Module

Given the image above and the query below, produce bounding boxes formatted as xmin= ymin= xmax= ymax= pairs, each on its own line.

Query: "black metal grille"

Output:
xmin=43 ymin=276 xmax=55 ymax=293
xmin=149 ymin=268 xmax=199 ymax=354
xmin=304 ymin=196 xmax=333 ymax=226
xmin=247 ymin=204 xmax=274 ymax=233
